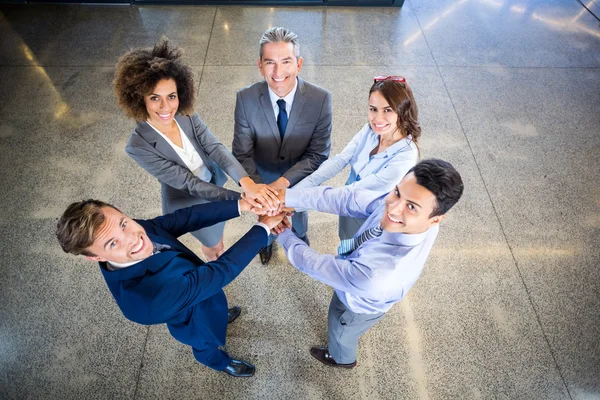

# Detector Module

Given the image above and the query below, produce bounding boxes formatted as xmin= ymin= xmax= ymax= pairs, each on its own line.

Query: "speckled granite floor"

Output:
xmin=0 ymin=1 xmax=599 ymax=399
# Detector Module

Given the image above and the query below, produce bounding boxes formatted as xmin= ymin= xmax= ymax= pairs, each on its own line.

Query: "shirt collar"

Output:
xmin=379 ymin=228 xmax=430 ymax=246
xmin=105 ymin=241 xmax=164 ymax=270
xmin=370 ymin=131 xmax=414 ymax=159
xmin=107 ymin=259 xmax=143 ymax=270
xmin=267 ymin=78 xmax=298 ymax=108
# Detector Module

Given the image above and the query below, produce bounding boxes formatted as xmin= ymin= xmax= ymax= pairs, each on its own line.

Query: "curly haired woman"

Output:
xmin=114 ymin=37 xmax=277 ymax=260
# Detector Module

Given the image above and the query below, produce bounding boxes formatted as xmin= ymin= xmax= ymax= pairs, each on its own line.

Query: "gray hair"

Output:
xmin=259 ymin=27 xmax=300 ymax=59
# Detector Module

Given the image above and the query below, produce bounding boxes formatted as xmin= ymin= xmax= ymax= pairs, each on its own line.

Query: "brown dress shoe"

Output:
xmin=309 ymin=347 xmax=356 ymax=369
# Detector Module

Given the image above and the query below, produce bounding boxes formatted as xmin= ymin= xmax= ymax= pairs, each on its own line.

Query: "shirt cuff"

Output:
xmin=285 ymin=188 xmax=302 ymax=208
xmin=254 ymin=222 xmax=271 ymax=235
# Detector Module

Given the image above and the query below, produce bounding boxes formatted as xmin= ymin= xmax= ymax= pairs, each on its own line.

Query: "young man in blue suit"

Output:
xmin=56 ymin=199 xmax=287 ymax=377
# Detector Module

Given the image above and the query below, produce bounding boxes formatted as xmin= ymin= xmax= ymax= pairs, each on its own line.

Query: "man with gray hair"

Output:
xmin=233 ymin=26 xmax=333 ymax=266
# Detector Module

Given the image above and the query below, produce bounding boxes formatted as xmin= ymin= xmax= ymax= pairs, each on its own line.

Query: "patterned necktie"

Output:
xmin=152 ymin=242 xmax=172 ymax=255
xmin=276 ymin=99 xmax=288 ymax=138
xmin=337 ymin=224 xmax=383 ymax=256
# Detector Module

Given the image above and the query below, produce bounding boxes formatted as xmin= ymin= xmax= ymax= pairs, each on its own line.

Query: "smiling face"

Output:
xmin=258 ymin=41 xmax=303 ymax=98
xmin=144 ymin=78 xmax=179 ymax=128
xmin=368 ymin=90 xmax=399 ymax=139
xmin=381 ymin=172 xmax=445 ymax=234
xmin=85 ymin=207 xmax=153 ymax=263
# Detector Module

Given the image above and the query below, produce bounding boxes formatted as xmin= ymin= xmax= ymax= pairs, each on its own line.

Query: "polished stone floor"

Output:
xmin=0 ymin=1 xmax=599 ymax=399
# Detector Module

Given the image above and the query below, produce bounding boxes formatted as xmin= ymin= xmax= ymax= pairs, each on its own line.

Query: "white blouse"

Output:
xmin=146 ymin=120 xmax=212 ymax=183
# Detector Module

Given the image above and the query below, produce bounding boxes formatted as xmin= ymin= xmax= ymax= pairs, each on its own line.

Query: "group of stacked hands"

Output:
xmin=56 ymin=27 xmax=464 ymax=378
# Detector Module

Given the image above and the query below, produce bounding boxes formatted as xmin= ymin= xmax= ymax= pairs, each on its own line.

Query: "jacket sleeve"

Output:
xmin=191 ymin=113 xmax=249 ymax=184
xmin=293 ymin=124 xmax=365 ymax=190
xmin=149 ymin=200 xmax=240 ymax=238
xmin=126 ymin=133 xmax=240 ymax=202
xmin=285 ymin=185 xmax=383 ymax=218
xmin=232 ymin=92 xmax=262 ymax=183
xmin=277 ymin=230 xmax=382 ymax=297
xmin=151 ymin=225 xmax=268 ymax=317
xmin=282 ymin=90 xmax=333 ymax=186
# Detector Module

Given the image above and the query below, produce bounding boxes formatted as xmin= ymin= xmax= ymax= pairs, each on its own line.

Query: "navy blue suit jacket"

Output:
xmin=99 ymin=200 xmax=267 ymax=348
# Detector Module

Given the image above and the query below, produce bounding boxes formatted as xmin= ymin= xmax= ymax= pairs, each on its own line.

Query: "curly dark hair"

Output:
xmin=114 ymin=37 xmax=195 ymax=121
xmin=369 ymin=79 xmax=422 ymax=143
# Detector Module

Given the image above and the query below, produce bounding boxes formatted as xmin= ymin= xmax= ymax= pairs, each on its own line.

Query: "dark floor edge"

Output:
xmin=407 ymin=0 xmax=575 ymax=398
xmin=132 ymin=326 xmax=151 ymax=400
xmin=195 ymin=5 xmax=217 ymax=96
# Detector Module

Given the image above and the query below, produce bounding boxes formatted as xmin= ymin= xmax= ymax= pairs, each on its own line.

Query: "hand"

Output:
xmin=241 ymin=193 xmax=276 ymax=216
xmin=258 ymin=212 xmax=288 ymax=232
xmin=270 ymin=216 xmax=291 ymax=235
xmin=240 ymin=177 xmax=280 ymax=210
xmin=268 ymin=176 xmax=290 ymax=191
xmin=276 ymin=188 xmax=286 ymax=208
xmin=239 ymin=177 xmax=280 ymax=210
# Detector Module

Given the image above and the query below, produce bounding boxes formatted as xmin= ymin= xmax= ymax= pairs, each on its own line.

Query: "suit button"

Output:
xmin=280 ymin=156 xmax=285 ymax=160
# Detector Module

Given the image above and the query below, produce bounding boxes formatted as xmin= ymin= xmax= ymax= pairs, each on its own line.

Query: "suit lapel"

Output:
xmin=281 ymin=78 xmax=307 ymax=148
xmin=259 ymin=82 xmax=282 ymax=147
xmin=177 ymin=115 xmax=214 ymax=175
xmin=136 ymin=120 xmax=187 ymax=169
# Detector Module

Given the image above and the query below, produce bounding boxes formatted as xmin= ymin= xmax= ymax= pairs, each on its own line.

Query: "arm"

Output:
xmin=126 ymin=139 xmax=240 ymax=202
xmin=281 ymin=91 xmax=333 ymax=186
xmin=345 ymin=149 xmax=418 ymax=193
xmin=191 ymin=113 xmax=249 ymax=184
xmin=152 ymin=225 xmax=268 ymax=316
xmin=284 ymin=185 xmax=383 ymax=218
xmin=232 ymin=92 xmax=262 ymax=183
xmin=277 ymin=230 xmax=378 ymax=297
xmin=149 ymin=200 xmax=241 ymax=238
xmin=293 ymin=124 xmax=365 ymax=190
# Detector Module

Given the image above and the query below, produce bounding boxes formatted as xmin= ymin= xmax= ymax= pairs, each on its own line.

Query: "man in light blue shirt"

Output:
xmin=275 ymin=159 xmax=464 ymax=368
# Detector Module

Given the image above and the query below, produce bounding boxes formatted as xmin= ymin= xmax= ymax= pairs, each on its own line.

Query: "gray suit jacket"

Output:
xmin=126 ymin=113 xmax=248 ymax=214
xmin=232 ymin=78 xmax=332 ymax=186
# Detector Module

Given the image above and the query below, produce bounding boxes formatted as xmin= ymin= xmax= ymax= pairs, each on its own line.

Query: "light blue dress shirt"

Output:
xmin=278 ymin=185 xmax=439 ymax=314
xmin=293 ymin=123 xmax=418 ymax=197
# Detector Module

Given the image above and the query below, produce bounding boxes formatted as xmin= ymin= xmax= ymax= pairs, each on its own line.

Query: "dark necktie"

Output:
xmin=276 ymin=99 xmax=288 ymax=138
xmin=337 ymin=224 xmax=383 ymax=256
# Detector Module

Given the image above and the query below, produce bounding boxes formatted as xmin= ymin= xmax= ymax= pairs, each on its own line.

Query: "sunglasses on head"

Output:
xmin=374 ymin=75 xmax=406 ymax=84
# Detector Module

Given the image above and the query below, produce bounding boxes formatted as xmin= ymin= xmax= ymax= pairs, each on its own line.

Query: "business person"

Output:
xmin=114 ymin=37 xmax=277 ymax=261
xmin=274 ymin=159 xmax=464 ymax=368
xmin=232 ymin=27 xmax=332 ymax=265
xmin=56 ymin=198 xmax=287 ymax=377
xmin=295 ymin=75 xmax=421 ymax=239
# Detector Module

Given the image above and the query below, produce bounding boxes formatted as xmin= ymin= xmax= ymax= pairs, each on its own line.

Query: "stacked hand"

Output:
xmin=239 ymin=177 xmax=280 ymax=211
xmin=259 ymin=213 xmax=292 ymax=235
xmin=239 ymin=182 xmax=294 ymax=235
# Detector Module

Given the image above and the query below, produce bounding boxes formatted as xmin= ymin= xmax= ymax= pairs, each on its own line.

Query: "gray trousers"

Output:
xmin=327 ymin=292 xmax=385 ymax=364
xmin=256 ymin=165 xmax=308 ymax=243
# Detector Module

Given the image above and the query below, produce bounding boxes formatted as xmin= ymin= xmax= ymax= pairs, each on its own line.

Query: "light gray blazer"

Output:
xmin=232 ymin=78 xmax=332 ymax=186
xmin=126 ymin=113 xmax=248 ymax=214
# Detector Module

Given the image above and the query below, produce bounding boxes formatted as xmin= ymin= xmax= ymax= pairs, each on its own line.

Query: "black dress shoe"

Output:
xmin=223 ymin=359 xmax=255 ymax=377
xmin=309 ymin=347 xmax=356 ymax=369
xmin=228 ymin=306 xmax=241 ymax=324
xmin=259 ymin=243 xmax=273 ymax=265
xmin=298 ymin=234 xmax=310 ymax=246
